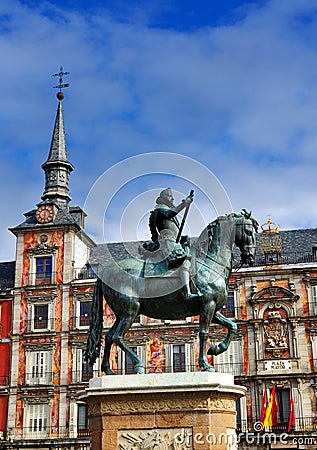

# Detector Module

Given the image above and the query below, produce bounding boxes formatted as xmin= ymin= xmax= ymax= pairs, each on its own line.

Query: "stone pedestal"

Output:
xmin=82 ymin=372 xmax=246 ymax=450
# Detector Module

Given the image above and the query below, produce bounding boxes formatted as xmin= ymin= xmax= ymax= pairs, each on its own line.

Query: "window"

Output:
xmin=73 ymin=348 xmax=97 ymax=382
xmin=117 ymin=346 xmax=144 ymax=374
xmin=276 ymin=389 xmax=290 ymax=425
xmin=125 ymin=347 xmax=137 ymax=374
xmin=213 ymin=340 xmax=243 ymax=375
xmin=236 ymin=396 xmax=247 ymax=431
xmin=26 ymin=403 xmax=49 ymax=436
xmin=28 ymin=302 xmax=53 ymax=332
xmin=34 ymin=305 xmax=49 ymax=329
xmin=78 ymin=404 xmax=88 ymax=436
xmin=35 ymin=257 xmax=52 ymax=285
xmin=221 ymin=292 xmax=236 ymax=318
xmin=173 ymin=345 xmax=186 ymax=372
xmin=26 ymin=351 xmax=51 ymax=385
xmin=79 ymin=301 xmax=91 ymax=327
xmin=310 ymin=285 xmax=317 ymax=315
xmin=265 ymin=253 xmax=279 ymax=264
xmin=81 ymin=358 xmax=94 ymax=382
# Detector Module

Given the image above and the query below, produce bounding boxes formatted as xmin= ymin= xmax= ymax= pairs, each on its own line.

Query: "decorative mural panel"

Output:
xmin=147 ymin=337 xmax=165 ymax=373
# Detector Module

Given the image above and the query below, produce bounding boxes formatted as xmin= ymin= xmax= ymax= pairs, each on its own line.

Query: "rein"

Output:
xmin=193 ymin=216 xmax=251 ymax=277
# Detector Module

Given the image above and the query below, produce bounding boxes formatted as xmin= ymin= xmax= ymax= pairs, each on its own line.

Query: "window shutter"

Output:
xmin=313 ymin=286 xmax=317 ymax=303
xmin=77 ymin=348 xmax=83 ymax=382
xmin=185 ymin=343 xmax=191 ymax=371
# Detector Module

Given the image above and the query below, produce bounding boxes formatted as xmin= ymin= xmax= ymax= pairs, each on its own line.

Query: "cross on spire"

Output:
xmin=53 ymin=66 xmax=70 ymax=100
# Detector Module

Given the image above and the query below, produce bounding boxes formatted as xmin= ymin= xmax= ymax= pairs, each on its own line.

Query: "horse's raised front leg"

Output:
xmin=209 ymin=311 xmax=237 ymax=356
xmin=198 ymin=300 xmax=216 ymax=372
xmin=101 ymin=318 xmax=120 ymax=375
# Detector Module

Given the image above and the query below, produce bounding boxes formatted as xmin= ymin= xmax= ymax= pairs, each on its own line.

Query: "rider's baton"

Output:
xmin=176 ymin=190 xmax=194 ymax=243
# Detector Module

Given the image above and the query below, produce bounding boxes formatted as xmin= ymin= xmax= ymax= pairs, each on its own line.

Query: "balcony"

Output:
xmin=25 ymin=371 xmax=53 ymax=386
xmin=237 ymin=417 xmax=317 ymax=434
xmin=23 ymin=318 xmax=57 ymax=333
xmin=213 ymin=362 xmax=244 ymax=376
xmin=218 ymin=306 xmax=243 ymax=320
xmin=23 ymin=272 xmax=57 ymax=287
xmin=74 ymin=267 xmax=99 ymax=280
xmin=72 ymin=369 xmax=100 ymax=383
xmin=10 ymin=426 xmax=90 ymax=441
xmin=69 ymin=316 xmax=91 ymax=330
xmin=249 ymin=251 xmax=317 ymax=267
xmin=0 ymin=278 xmax=14 ymax=290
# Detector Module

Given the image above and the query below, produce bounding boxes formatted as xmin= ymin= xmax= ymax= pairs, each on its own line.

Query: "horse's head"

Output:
xmin=234 ymin=209 xmax=258 ymax=266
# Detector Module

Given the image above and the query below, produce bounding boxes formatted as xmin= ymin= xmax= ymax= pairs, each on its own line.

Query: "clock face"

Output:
xmin=36 ymin=205 xmax=54 ymax=224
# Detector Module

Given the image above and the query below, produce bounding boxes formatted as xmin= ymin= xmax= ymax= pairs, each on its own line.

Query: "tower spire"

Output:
xmin=41 ymin=67 xmax=74 ymax=207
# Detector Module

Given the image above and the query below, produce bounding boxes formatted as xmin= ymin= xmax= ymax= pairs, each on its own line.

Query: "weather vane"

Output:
xmin=53 ymin=66 xmax=70 ymax=100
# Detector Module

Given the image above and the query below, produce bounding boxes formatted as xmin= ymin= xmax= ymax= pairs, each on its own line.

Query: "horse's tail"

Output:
xmin=84 ymin=277 xmax=104 ymax=366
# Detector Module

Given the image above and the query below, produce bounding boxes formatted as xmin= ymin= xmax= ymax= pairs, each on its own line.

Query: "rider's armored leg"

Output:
xmin=180 ymin=259 xmax=200 ymax=300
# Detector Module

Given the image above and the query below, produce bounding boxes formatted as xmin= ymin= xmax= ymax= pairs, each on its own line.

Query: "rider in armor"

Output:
xmin=143 ymin=188 xmax=200 ymax=300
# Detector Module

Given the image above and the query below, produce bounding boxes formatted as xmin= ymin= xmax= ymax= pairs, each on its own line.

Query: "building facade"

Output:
xmin=6 ymin=93 xmax=95 ymax=449
xmin=0 ymin=262 xmax=14 ymax=443
xmin=1 ymin=89 xmax=317 ymax=450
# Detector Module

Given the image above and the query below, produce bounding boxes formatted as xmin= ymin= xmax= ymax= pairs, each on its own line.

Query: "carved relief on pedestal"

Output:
xmin=119 ymin=428 xmax=192 ymax=450
xmin=87 ymin=391 xmax=236 ymax=417
xmin=98 ymin=394 xmax=209 ymax=416
xmin=263 ymin=310 xmax=288 ymax=358
xmin=209 ymin=398 xmax=236 ymax=411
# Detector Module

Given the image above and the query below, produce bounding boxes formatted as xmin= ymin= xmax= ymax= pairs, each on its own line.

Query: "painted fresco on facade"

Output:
xmin=51 ymin=392 xmax=60 ymax=435
xmin=53 ymin=338 xmax=61 ymax=385
xmin=147 ymin=337 xmax=165 ymax=373
xmin=15 ymin=396 xmax=23 ymax=437
xmin=20 ymin=291 xmax=28 ymax=334
xmin=110 ymin=344 xmax=118 ymax=374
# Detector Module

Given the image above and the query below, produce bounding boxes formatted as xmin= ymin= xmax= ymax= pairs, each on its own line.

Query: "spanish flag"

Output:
xmin=263 ymin=384 xmax=278 ymax=427
xmin=260 ymin=384 xmax=268 ymax=425
xmin=287 ymin=388 xmax=296 ymax=432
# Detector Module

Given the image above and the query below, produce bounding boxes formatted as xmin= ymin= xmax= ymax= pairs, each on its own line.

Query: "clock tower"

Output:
xmin=8 ymin=68 xmax=95 ymax=448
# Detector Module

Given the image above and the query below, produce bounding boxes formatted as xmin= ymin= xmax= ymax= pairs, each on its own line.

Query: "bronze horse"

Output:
xmin=86 ymin=211 xmax=258 ymax=374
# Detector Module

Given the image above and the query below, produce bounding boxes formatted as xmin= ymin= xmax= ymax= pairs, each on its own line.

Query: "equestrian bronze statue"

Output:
xmin=85 ymin=200 xmax=258 ymax=375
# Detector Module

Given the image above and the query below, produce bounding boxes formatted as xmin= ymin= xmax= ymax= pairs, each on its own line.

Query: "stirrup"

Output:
xmin=182 ymin=291 xmax=201 ymax=301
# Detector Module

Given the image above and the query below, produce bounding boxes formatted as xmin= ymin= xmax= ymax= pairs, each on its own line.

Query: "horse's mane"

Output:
xmin=194 ymin=211 xmax=258 ymax=256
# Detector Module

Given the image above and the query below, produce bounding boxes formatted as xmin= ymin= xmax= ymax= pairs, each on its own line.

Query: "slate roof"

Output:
xmin=89 ymin=227 xmax=317 ymax=270
xmin=0 ymin=261 xmax=15 ymax=290
xmin=11 ymin=205 xmax=87 ymax=230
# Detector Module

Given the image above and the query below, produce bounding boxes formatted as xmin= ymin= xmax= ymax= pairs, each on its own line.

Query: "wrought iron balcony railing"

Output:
xmin=74 ymin=250 xmax=317 ymax=281
xmin=23 ymin=318 xmax=58 ymax=333
xmin=22 ymin=273 xmax=57 ymax=287
xmin=10 ymin=426 xmax=90 ymax=440
xmin=74 ymin=267 xmax=99 ymax=280
xmin=0 ymin=278 xmax=14 ymax=290
xmin=245 ymin=251 xmax=317 ymax=268
xmin=25 ymin=372 xmax=53 ymax=386
xmin=237 ymin=417 xmax=317 ymax=434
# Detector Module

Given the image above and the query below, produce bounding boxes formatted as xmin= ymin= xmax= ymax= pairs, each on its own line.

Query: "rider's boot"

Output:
xmin=180 ymin=263 xmax=201 ymax=301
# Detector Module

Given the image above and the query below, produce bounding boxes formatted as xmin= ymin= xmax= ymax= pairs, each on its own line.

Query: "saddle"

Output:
xmin=138 ymin=244 xmax=187 ymax=277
